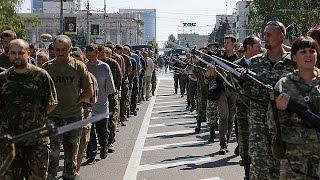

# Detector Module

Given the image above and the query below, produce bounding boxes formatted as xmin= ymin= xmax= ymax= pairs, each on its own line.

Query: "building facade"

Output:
xmin=178 ymin=33 xmax=209 ymax=48
xmin=42 ymin=0 xmax=78 ymax=13
xmin=20 ymin=12 xmax=143 ymax=46
xmin=119 ymin=9 xmax=156 ymax=44
xmin=32 ymin=0 xmax=43 ymax=13
xmin=233 ymin=0 xmax=252 ymax=43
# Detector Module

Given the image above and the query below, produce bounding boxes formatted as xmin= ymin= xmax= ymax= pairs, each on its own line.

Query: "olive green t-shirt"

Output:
xmin=43 ymin=57 xmax=92 ymax=120
xmin=0 ymin=53 xmax=12 ymax=69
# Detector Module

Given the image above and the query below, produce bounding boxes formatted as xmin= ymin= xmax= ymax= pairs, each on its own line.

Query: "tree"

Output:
xmin=0 ymin=0 xmax=38 ymax=38
xmin=249 ymin=0 xmax=320 ymax=38
xmin=164 ymin=34 xmax=178 ymax=49
xmin=208 ymin=18 xmax=231 ymax=47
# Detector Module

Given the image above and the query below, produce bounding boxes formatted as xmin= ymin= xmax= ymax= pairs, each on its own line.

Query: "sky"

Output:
xmin=19 ymin=0 xmax=239 ymax=47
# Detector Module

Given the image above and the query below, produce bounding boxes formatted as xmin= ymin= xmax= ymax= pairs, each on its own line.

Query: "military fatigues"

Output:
xmin=194 ymin=57 xmax=209 ymax=131
xmin=206 ymin=77 xmax=219 ymax=141
xmin=244 ymin=52 xmax=294 ymax=180
xmin=0 ymin=65 xmax=58 ymax=179
xmin=234 ymin=57 xmax=251 ymax=178
xmin=172 ymin=60 xmax=183 ymax=94
xmin=151 ymin=67 xmax=157 ymax=95
xmin=0 ymin=53 xmax=12 ymax=69
xmin=43 ymin=58 xmax=92 ymax=180
xmin=268 ymin=69 xmax=320 ymax=179
xmin=120 ymin=55 xmax=132 ymax=122
xmin=103 ymin=57 xmax=122 ymax=144
xmin=77 ymin=72 xmax=98 ymax=172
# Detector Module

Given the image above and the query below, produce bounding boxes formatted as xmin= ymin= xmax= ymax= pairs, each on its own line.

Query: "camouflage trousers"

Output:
xmin=279 ymin=143 xmax=320 ymax=180
xmin=120 ymin=82 xmax=129 ymax=121
xmin=206 ymin=100 xmax=218 ymax=125
xmin=151 ymin=70 xmax=157 ymax=94
xmin=196 ymin=87 xmax=208 ymax=123
xmin=48 ymin=117 xmax=82 ymax=180
xmin=4 ymin=144 xmax=49 ymax=180
xmin=248 ymin=104 xmax=280 ymax=180
xmin=109 ymin=93 xmax=119 ymax=144
xmin=236 ymin=99 xmax=250 ymax=176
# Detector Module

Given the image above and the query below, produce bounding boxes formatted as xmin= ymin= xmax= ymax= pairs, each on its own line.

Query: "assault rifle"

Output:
xmin=167 ymin=41 xmax=320 ymax=131
xmin=0 ymin=113 xmax=109 ymax=177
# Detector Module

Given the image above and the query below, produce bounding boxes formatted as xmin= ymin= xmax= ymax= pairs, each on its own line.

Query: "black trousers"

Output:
xmin=86 ymin=118 xmax=109 ymax=159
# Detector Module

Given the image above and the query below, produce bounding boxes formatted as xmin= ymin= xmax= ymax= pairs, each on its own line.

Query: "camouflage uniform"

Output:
xmin=268 ymin=69 xmax=320 ymax=179
xmin=245 ymin=52 xmax=294 ymax=180
xmin=0 ymin=65 xmax=58 ymax=179
xmin=0 ymin=53 xmax=12 ymax=69
xmin=120 ymin=55 xmax=132 ymax=122
xmin=234 ymin=57 xmax=251 ymax=178
xmin=194 ymin=57 xmax=209 ymax=131
xmin=77 ymin=72 xmax=98 ymax=172
xmin=206 ymin=77 xmax=219 ymax=141
xmin=103 ymin=57 xmax=122 ymax=143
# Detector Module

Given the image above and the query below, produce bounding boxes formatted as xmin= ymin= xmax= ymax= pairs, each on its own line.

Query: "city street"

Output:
xmin=78 ymin=73 xmax=244 ymax=180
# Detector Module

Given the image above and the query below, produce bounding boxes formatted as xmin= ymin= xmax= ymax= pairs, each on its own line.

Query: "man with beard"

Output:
xmin=43 ymin=35 xmax=93 ymax=180
xmin=0 ymin=30 xmax=17 ymax=69
xmin=243 ymin=21 xmax=295 ymax=179
xmin=85 ymin=44 xmax=116 ymax=164
xmin=0 ymin=39 xmax=58 ymax=179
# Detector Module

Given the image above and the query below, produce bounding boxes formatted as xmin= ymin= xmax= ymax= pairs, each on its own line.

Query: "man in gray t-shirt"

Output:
xmin=85 ymin=44 xmax=116 ymax=163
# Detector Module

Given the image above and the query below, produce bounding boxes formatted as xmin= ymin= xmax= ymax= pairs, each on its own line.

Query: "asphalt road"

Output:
xmin=73 ymin=73 xmax=244 ymax=180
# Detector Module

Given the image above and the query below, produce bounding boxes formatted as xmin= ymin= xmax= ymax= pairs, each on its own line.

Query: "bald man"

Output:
xmin=43 ymin=35 xmax=93 ymax=180
xmin=0 ymin=39 xmax=58 ymax=179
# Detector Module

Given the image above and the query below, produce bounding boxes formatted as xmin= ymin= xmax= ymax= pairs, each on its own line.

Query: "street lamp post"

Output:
xmin=60 ymin=0 xmax=64 ymax=34
xmin=86 ymin=0 xmax=90 ymax=45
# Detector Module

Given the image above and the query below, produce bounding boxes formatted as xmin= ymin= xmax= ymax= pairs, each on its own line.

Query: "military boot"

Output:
xmin=195 ymin=121 xmax=202 ymax=134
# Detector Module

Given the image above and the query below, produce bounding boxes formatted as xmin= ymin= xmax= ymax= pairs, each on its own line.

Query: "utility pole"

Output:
xmin=86 ymin=0 xmax=90 ymax=45
xmin=104 ymin=0 xmax=107 ymax=43
xmin=60 ymin=0 xmax=64 ymax=34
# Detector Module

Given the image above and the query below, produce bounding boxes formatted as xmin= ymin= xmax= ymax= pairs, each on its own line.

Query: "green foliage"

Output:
xmin=249 ymin=0 xmax=320 ymax=37
xmin=164 ymin=34 xmax=178 ymax=48
xmin=208 ymin=18 xmax=231 ymax=47
xmin=0 ymin=0 xmax=38 ymax=38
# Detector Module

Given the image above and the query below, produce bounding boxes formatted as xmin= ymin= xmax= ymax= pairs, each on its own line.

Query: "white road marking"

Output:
xmin=200 ymin=178 xmax=222 ymax=180
xmin=123 ymin=80 xmax=159 ymax=180
xmin=146 ymin=129 xmax=195 ymax=138
xmin=143 ymin=140 xmax=207 ymax=151
xmin=150 ymin=114 xmax=196 ymax=120
xmin=148 ymin=120 xmax=195 ymax=128
xmin=137 ymin=156 xmax=214 ymax=172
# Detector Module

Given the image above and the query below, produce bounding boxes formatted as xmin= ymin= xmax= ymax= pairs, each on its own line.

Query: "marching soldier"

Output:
xmin=270 ymin=36 xmax=320 ymax=179
xmin=243 ymin=21 xmax=294 ymax=179
xmin=234 ymin=35 xmax=263 ymax=179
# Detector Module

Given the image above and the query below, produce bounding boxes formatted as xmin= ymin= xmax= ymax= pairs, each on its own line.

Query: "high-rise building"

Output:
xmin=233 ymin=1 xmax=252 ymax=43
xmin=43 ymin=0 xmax=76 ymax=13
xmin=32 ymin=0 xmax=44 ymax=13
xmin=119 ymin=9 xmax=156 ymax=44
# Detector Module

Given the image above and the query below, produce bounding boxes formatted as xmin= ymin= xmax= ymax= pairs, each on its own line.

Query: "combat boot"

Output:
xmin=208 ymin=124 xmax=216 ymax=143
xmin=219 ymin=144 xmax=228 ymax=155
xmin=195 ymin=121 xmax=202 ymax=134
